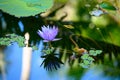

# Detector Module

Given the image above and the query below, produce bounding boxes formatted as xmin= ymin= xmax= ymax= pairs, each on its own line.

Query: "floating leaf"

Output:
xmin=81 ymin=54 xmax=89 ymax=59
xmin=83 ymin=60 xmax=89 ymax=65
xmin=0 ymin=0 xmax=53 ymax=17
xmin=87 ymin=57 xmax=94 ymax=61
xmin=89 ymin=50 xmax=97 ymax=56
xmin=96 ymin=50 xmax=102 ymax=54
xmin=80 ymin=63 xmax=89 ymax=68
xmin=0 ymin=34 xmax=25 ymax=47
xmin=80 ymin=56 xmax=94 ymax=68
xmin=99 ymin=2 xmax=116 ymax=10
xmin=42 ymin=47 xmax=54 ymax=54
xmin=89 ymin=50 xmax=102 ymax=56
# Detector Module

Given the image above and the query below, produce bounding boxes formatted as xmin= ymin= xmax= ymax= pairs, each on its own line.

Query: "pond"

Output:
xmin=0 ymin=42 xmax=119 ymax=80
xmin=0 ymin=0 xmax=120 ymax=80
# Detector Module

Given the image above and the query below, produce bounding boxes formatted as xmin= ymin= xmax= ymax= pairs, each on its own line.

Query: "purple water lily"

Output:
xmin=37 ymin=25 xmax=61 ymax=42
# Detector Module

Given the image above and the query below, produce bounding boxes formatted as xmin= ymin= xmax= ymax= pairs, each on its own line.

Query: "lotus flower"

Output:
xmin=37 ymin=25 xmax=61 ymax=42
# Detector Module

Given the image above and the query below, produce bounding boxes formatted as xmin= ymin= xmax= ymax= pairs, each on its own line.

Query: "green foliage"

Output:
xmin=81 ymin=54 xmax=89 ymax=60
xmin=55 ymin=0 xmax=68 ymax=3
xmin=42 ymin=47 xmax=54 ymax=54
xmin=99 ymin=2 xmax=116 ymax=10
xmin=80 ymin=50 xmax=102 ymax=68
xmin=0 ymin=0 xmax=119 ymax=72
xmin=0 ymin=34 xmax=38 ymax=50
xmin=89 ymin=50 xmax=102 ymax=56
xmin=0 ymin=34 xmax=25 ymax=47
xmin=0 ymin=0 xmax=53 ymax=17
xmin=80 ymin=53 xmax=94 ymax=68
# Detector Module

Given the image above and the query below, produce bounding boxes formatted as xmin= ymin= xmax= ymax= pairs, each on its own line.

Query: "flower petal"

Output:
xmin=52 ymin=38 xmax=61 ymax=41
xmin=43 ymin=40 xmax=49 ymax=42
xmin=37 ymin=30 xmax=45 ymax=39
xmin=38 ymin=25 xmax=60 ymax=42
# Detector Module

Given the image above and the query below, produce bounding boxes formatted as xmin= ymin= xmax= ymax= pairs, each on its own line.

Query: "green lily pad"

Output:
xmin=96 ymin=50 xmax=102 ymax=54
xmin=89 ymin=50 xmax=102 ymax=56
xmin=83 ymin=60 xmax=89 ymax=65
xmin=89 ymin=50 xmax=96 ymax=55
xmin=80 ymin=63 xmax=89 ymax=68
xmin=0 ymin=0 xmax=53 ymax=17
xmin=88 ymin=57 xmax=94 ymax=61
xmin=81 ymin=54 xmax=89 ymax=59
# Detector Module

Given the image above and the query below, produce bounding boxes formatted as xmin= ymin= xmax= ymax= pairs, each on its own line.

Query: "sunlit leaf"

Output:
xmin=64 ymin=25 xmax=74 ymax=29
xmin=0 ymin=0 xmax=53 ymax=17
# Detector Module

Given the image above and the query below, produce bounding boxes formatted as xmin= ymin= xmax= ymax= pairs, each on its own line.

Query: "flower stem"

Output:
xmin=48 ymin=41 xmax=52 ymax=48
xmin=69 ymin=34 xmax=79 ymax=48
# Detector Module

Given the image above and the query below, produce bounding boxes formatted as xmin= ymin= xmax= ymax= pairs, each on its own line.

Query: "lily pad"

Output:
xmin=0 ymin=0 xmax=53 ymax=17
xmin=89 ymin=50 xmax=102 ymax=56
xmin=81 ymin=54 xmax=89 ymax=59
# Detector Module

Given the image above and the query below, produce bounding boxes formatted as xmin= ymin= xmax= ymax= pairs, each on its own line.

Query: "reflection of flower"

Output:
xmin=41 ymin=54 xmax=63 ymax=71
xmin=37 ymin=25 xmax=61 ymax=42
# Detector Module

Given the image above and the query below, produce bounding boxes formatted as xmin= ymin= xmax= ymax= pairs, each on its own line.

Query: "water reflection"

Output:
xmin=0 ymin=41 xmax=120 ymax=80
xmin=81 ymin=66 xmax=120 ymax=80
xmin=2 ymin=41 xmax=68 ymax=80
